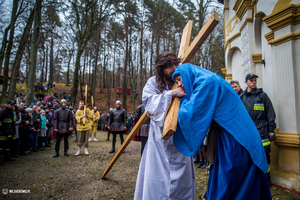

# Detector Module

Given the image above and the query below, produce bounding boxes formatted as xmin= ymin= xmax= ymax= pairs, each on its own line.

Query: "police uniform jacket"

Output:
xmin=54 ymin=108 xmax=73 ymax=134
xmin=240 ymin=88 xmax=276 ymax=141
xmin=134 ymin=104 xmax=150 ymax=137
xmin=108 ymin=108 xmax=127 ymax=132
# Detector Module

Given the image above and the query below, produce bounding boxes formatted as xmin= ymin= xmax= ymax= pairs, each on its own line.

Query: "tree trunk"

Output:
xmin=0 ymin=25 xmax=10 ymax=71
xmin=1 ymin=0 xmax=19 ymax=103
xmin=82 ymin=46 xmax=87 ymax=86
xmin=71 ymin=42 xmax=83 ymax=107
xmin=8 ymin=7 xmax=34 ymax=101
xmin=40 ymin=52 xmax=45 ymax=84
xmin=49 ymin=35 xmax=54 ymax=86
xmin=102 ymin=47 xmax=106 ymax=90
xmin=92 ymin=24 xmax=100 ymax=101
xmin=113 ymin=41 xmax=116 ymax=89
xmin=123 ymin=17 xmax=129 ymax=110
xmin=150 ymin=29 xmax=155 ymax=78
xmin=45 ymin=45 xmax=48 ymax=82
xmin=139 ymin=20 xmax=143 ymax=104
xmin=26 ymin=0 xmax=42 ymax=106
xmin=66 ymin=48 xmax=73 ymax=85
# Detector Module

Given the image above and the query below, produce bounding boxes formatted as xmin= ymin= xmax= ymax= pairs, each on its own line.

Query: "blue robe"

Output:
xmin=172 ymin=63 xmax=271 ymax=199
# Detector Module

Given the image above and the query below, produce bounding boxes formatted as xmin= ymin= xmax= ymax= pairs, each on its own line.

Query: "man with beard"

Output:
xmin=0 ymin=100 xmax=17 ymax=161
xmin=134 ymin=52 xmax=194 ymax=200
xmin=19 ymin=103 xmax=30 ymax=155
xmin=108 ymin=101 xmax=127 ymax=153
xmin=53 ymin=99 xmax=73 ymax=157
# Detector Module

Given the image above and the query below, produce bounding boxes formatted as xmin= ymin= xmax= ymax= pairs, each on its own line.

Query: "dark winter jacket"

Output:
xmin=108 ymin=108 xmax=127 ymax=132
xmin=0 ymin=107 xmax=16 ymax=136
xmin=32 ymin=111 xmax=41 ymax=130
xmin=19 ymin=109 xmax=30 ymax=131
xmin=134 ymin=104 xmax=150 ymax=137
xmin=240 ymin=88 xmax=276 ymax=140
xmin=54 ymin=108 xmax=73 ymax=134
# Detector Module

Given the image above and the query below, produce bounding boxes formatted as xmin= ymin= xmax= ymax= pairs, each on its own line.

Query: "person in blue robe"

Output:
xmin=172 ymin=63 xmax=272 ymax=200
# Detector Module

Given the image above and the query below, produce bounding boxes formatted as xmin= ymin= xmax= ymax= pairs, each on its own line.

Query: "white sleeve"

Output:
xmin=142 ymin=77 xmax=172 ymax=127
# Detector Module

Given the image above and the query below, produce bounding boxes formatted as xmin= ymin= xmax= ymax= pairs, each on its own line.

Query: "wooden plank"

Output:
xmin=178 ymin=20 xmax=193 ymax=59
xmin=83 ymin=85 xmax=87 ymax=125
xmin=162 ymin=20 xmax=193 ymax=140
xmin=101 ymin=112 xmax=149 ymax=179
xmin=162 ymin=12 xmax=219 ymax=140
xmin=181 ymin=12 xmax=219 ymax=64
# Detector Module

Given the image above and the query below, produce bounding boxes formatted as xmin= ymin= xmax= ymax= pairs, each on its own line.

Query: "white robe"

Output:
xmin=134 ymin=76 xmax=195 ymax=200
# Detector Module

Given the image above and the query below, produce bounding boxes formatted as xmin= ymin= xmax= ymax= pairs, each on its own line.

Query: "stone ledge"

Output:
xmin=274 ymin=129 xmax=300 ymax=149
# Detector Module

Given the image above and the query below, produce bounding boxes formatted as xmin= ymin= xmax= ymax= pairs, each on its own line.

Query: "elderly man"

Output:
xmin=32 ymin=105 xmax=41 ymax=152
xmin=53 ymin=99 xmax=73 ymax=157
xmin=108 ymin=101 xmax=127 ymax=153
xmin=230 ymin=80 xmax=244 ymax=96
xmin=0 ymin=100 xmax=17 ymax=161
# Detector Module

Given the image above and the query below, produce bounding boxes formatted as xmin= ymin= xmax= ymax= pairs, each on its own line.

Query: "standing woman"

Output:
xmin=39 ymin=110 xmax=47 ymax=150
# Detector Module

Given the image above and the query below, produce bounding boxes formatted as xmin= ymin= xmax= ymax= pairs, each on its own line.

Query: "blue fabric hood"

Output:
xmin=172 ymin=63 xmax=268 ymax=173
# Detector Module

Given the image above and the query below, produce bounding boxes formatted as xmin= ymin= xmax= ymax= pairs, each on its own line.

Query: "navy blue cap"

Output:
xmin=245 ymin=73 xmax=258 ymax=81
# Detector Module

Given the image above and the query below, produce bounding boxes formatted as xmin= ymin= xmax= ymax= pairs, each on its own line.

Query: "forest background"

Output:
xmin=0 ymin=0 xmax=224 ymax=110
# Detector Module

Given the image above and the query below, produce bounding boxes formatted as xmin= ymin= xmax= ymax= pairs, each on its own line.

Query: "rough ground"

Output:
xmin=1 ymin=131 xmax=299 ymax=200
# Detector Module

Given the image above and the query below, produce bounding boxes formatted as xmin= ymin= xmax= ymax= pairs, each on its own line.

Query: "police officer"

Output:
xmin=53 ymin=99 xmax=73 ymax=157
xmin=0 ymin=100 xmax=17 ymax=161
xmin=241 ymin=73 xmax=276 ymax=182
xmin=108 ymin=101 xmax=127 ymax=153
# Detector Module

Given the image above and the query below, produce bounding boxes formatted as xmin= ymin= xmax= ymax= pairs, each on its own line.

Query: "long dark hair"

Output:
xmin=155 ymin=52 xmax=181 ymax=93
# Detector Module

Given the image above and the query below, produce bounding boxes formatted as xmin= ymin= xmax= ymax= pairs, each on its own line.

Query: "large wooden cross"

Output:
xmin=101 ymin=12 xmax=219 ymax=179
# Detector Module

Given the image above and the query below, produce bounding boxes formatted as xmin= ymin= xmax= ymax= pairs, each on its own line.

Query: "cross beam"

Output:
xmin=163 ymin=12 xmax=219 ymax=140
xmin=101 ymin=12 xmax=219 ymax=179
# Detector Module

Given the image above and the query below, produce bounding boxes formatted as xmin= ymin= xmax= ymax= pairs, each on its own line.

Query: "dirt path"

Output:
xmin=0 ymin=131 xmax=299 ymax=199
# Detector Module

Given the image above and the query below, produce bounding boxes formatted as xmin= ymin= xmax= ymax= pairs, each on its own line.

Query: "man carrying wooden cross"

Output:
xmin=134 ymin=52 xmax=194 ymax=200
xmin=75 ymin=100 xmax=92 ymax=156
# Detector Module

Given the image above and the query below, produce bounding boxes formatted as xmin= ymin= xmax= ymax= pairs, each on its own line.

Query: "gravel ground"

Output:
xmin=0 ymin=131 xmax=299 ymax=200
